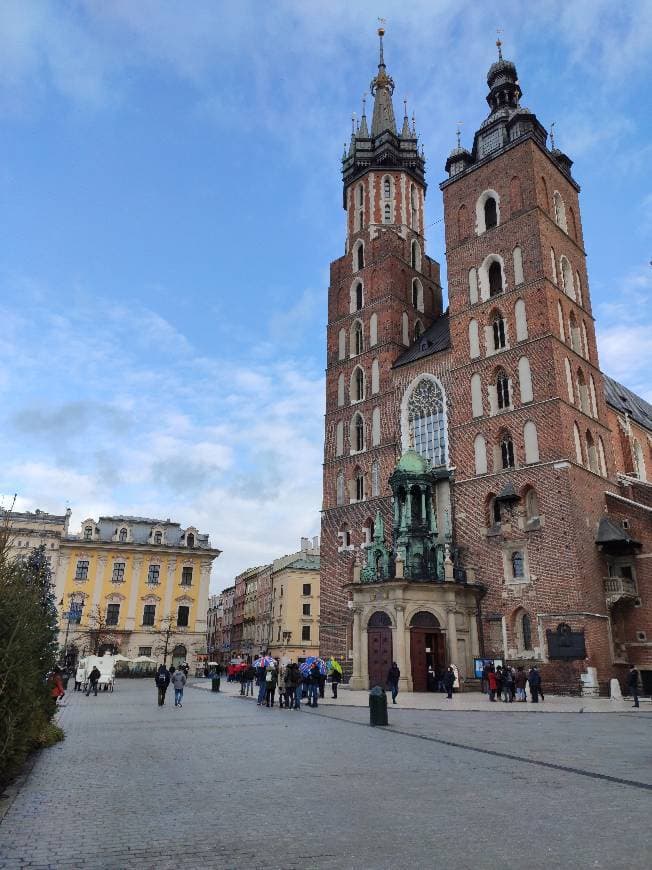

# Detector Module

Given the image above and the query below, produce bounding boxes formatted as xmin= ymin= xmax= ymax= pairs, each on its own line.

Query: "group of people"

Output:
xmin=482 ymin=663 xmax=543 ymax=703
xmin=234 ymin=659 xmax=341 ymax=709
xmin=154 ymin=663 xmax=190 ymax=708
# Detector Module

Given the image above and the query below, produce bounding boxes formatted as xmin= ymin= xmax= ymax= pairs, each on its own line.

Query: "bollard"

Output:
xmin=369 ymin=685 xmax=388 ymax=726
xmin=212 ymin=677 xmax=221 ymax=693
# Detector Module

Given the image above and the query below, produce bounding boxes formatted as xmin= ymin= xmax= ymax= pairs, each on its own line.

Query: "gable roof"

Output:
xmin=393 ymin=312 xmax=451 ymax=368
xmin=603 ymin=375 xmax=652 ymax=434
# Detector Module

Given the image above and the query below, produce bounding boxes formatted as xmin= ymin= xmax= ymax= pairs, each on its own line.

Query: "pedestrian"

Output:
xmin=74 ymin=662 xmax=85 ymax=692
xmin=171 ymin=667 xmax=186 ymax=707
xmin=443 ymin=666 xmax=455 ymax=699
xmin=331 ymin=666 xmax=342 ymax=699
xmin=318 ymin=668 xmax=327 ymax=700
xmin=244 ymin=664 xmax=255 ymax=697
xmin=265 ymin=666 xmax=277 ymax=707
xmin=487 ymin=666 xmax=497 ymax=701
xmin=481 ymin=663 xmax=490 ymax=695
xmin=495 ymin=666 xmax=504 ymax=701
xmin=386 ymin=661 xmax=400 ymax=704
xmin=502 ymin=666 xmax=514 ymax=703
xmin=155 ymin=664 xmax=170 ymax=706
xmin=278 ymin=663 xmax=287 ymax=708
xmin=627 ymin=664 xmax=640 ymax=708
xmin=285 ymin=662 xmax=297 ymax=708
xmin=49 ymin=666 xmax=66 ymax=705
xmin=307 ymin=662 xmax=320 ymax=708
xmin=528 ymin=666 xmax=541 ymax=703
xmin=515 ymin=666 xmax=527 ymax=702
xmin=256 ymin=663 xmax=267 ymax=705
xmin=86 ymin=665 xmax=101 ymax=697
xmin=295 ymin=668 xmax=304 ymax=709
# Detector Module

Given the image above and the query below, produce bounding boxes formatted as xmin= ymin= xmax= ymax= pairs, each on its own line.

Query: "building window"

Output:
xmin=512 ymin=551 xmax=525 ymax=579
xmin=177 ymin=605 xmax=189 ymax=627
xmin=147 ymin=564 xmax=160 ymax=585
xmin=501 ymin=435 xmax=515 ymax=469
xmin=586 ymin=431 xmax=599 ymax=474
xmin=106 ymin=604 xmax=120 ymax=626
xmin=84 ymin=526 xmax=92 ymax=540
xmin=496 ymin=371 xmax=511 ymax=410
xmin=186 ymin=533 xmax=195 ymax=548
xmin=484 ymin=196 xmax=498 ymax=229
xmin=352 ymin=320 xmax=363 ymax=356
xmin=411 ymin=184 xmax=418 ymax=228
xmin=302 ymin=583 xmax=312 ymax=596
xmin=138 ymin=646 xmax=152 ymax=657
xmin=356 ymin=470 xmax=365 ymax=502
xmin=355 ymin=282 xmax=363 ymax=310
xmin=302 ymin=625 xmax=311 ymax=641
xmin=383 ymin=177 xmax=391 ymax=198
xmin=406 ymin=377 xmax=447 ymax=466
xmin=553 ymin=191 xmax=567 ymax=232
xmin=521 ymin=613 xmax=532 ymax=649
xmin=352 ymin=367 xmax=364 ymax=402
xmin=336 ymin=471 xmax=345 ymax=506
xmin=411 ymin=240 xmax=418 ymax=269
xmin=303 ymin=603 xmax=311 ymax=616
xmin=525 ymin=488 xmax=540 ymax=522
xmin=414 ymin=320 xmax=423 ymax=340
xmin=75 ymin=560 xmax=89 ymax=580
xmin=489 ymin=261 xmax=503 ymax=296
xmin=119 ymin=527 xmax=127 ymax=542
xmin=371 ymin=460 xmax=380 ymax=497
xmin=143 ymin=604 xmax=156 ymax=626
xmin=181 ymin=567 xmax=193 ymax=586
xmin=384 ymin=203 xmax=391 ymax=223
xmin=352 ymin=414 xmax=365 ymax=452
xmin=493 ymin=316 xmax=506 ymax=350
xmin=491 ymin=497 xmax=501 ymax=526
xmin=154 ymin=531 xmax=162 ymax=544
xmin=357 ymin=243 xmax=364 ymax=271
xmin=112 ymin=562 xmax=125 ymax=583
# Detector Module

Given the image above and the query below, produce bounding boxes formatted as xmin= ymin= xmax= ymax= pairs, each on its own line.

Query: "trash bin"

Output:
xmin=211 ymin=677 xmax=221 ymax=693
xmin=369 ymin=685 xmax=388 ymax=726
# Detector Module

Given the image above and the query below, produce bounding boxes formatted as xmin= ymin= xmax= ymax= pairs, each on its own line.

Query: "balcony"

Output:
xmin=604 ymin=576 xmax=638 ymax=608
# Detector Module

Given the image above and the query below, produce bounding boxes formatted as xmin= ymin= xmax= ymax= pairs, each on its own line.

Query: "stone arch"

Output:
xmin=350 ymin=318 xmax=364 ymax=356
xmin=475 ymin=188 xmax=501 ymax=234
xmin=409 ymin=610 xmax=442 ymax=629
xmin=367 ymin=609 xmax=394 ymax=628
xmin=478 ymin=253 xmax=507 ymax=301
xmin=399 ymin=373 xmax=448 ymax=465
xmin=405 ymin=605 xmax=447 ymax=631
xmin=350 ymin=278 xmax=364 ymax=313
xmin=369 ymin=312 xmax=378 ymax=346
xmin=352 ymin=239 xmax=365 ymax=273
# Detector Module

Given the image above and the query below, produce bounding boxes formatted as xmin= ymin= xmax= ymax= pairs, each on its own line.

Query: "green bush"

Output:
xmin=0 ymin=534 xmax=59 ymax=788
xmin=37 ymin=722 xmax=65 ymax=749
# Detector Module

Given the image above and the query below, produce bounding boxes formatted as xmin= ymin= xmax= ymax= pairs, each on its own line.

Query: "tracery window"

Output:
xmin=496 ymin=370 xmax=511 ymax=410
xmin=501 ymin=435 xmax=515 ymax=469
xmin=489 ymin=261 xmax=503 ymax=296
xmin=493 ymin=315 xmax=506 ymax=350
xmin=407 ymin=379 xmax=447 ymax=466
xmin=512 ymin=551 xmax=525 ymax=579
xmin=371 ymin=460 xmax=380 ymax=497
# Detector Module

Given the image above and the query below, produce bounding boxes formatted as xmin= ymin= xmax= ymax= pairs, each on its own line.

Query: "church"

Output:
xmin=319 ymin=29 xmax=652 ymax=695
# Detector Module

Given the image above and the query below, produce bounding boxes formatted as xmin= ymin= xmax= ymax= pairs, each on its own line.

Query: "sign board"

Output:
xmin=473 ymin=657 xmax=503 ymax=679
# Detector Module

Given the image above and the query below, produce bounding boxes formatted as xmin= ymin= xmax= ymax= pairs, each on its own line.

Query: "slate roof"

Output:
xmin=595 ymin=516 xmax=640 ymax=548
xmin=393 ymin=313 xmax=451 ymax=368
xmin=603 ymin=376 xmax=652 ymax=434
xmin=281 ymin=556 xmax=320 ymax=571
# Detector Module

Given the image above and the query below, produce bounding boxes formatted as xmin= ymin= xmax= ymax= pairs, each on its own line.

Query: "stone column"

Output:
xmin=446 ymin=606 xmax=459 ymax=667
xmin=349 ymin=607 xmax=364 ymax=690
xmin=125 ymin=557 xmax=143 ymax=631
xmin=469 ymin=607 xmax=480 ymax=658
xmin=163 ymin=558 xmax=177 ymax=620
xmin=360 ymin=627 xmax=369 ymax=691
xmin=395 ymin=604 xmax=408 ymax=691
xmin=91 ymin=556 xmax=108 ymax=611
xmin=195 ymin=560 xmax=211 ymax=634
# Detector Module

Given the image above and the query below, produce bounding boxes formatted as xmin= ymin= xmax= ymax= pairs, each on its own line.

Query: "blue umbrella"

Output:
xmin=299 ymin=657 xmax=327 ymax=676
xmin=253 ymin=656 xmax=275 ymax=668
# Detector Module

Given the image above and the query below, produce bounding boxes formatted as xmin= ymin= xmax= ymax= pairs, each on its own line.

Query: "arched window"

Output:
xmin=557 ymin=302 xmax=566 ymax=342
xmin=496 ymin=369 xmax=511 ymax=410
xmin=351 ymin=320 xmax=363 ymax=356
xmin=356 ymin=243 xmax=364 ymax=271
xmin=487 ymin=493 xmax=501 ymax=526
xmin=457 ymin=204 xmax=469 ymax=240
xmin=351 ymin=280 xmax=363 ymax=312
xmin=356 ymin=184 xmax=364 ymax=231
xmin=489 ymin=261 xmax=503 ymax=296
xmin=402 ymin=312 xmax=409 ymax=346
xmin=351 ymin=366 xmax=365 ymax=402
xmin=525 ymin=488 xmax=540 ymax=522
xmin=513 ymin=246 xmax=524 ymax=285
xmin=383 ymin=202 xmax=391 ymax=223
xmin=186 ymin=533 xmax=194 ymax=548
xmin=560 ymin=256 xmax=575 ymax=299
xmin=474 ymin=434 xmax=488 ymax=475
xmin=501 ymin=434 xmax=515 ymax=469
xmin=581 ymin=322 xmax=590 ymax=360
xmin=338 ymin=328 xmax=346 ymax=360
xmin=519 ymin=356 xmax=533 ymax=403
xmin=598 ymin=436 xmax=607 ymax=477
xmin=410 ymin=184 xmax=418 ymax=228
xmin=569 ymin=312 xmax=581 ymax=354
xmin=414 ymin=320 xmax=423 ymax=340
xmin=337 ymin=372 xmax=345 ymax=406
xmin=411 ymin=240 xmax=420 ymax=270
xmin=468 ymin=268 xmax=478 ymax=304
xmin=338 ymin=523 xmax=351 ymax=549
xmin=336 ymin=421 xmax=344 ymax=456
xmin=586 ymin=430 xmax=599 ymax=473
xmin=550 ymin=247 xmax=558 ymax=284
xmin=634 ymin=440 xmax=647 ymax=481
xmin=575 ymin=272 xmax=583 ymax=308
xmin=119 ymin=528 xmax=127 ymax=542
xmin=351 ymin=413 xmax=365 ymax=453
xmin=355 ymin=469 xmax=365 ymax=501
xmin=573 ymin=422 xmax=583 ymax=465
xmin=564 ymin=357 xmax=574 ymax=403
xmin=154 ymin=531 xmax=163 ymax=545
xmin=84 ymin=526 xmax=92 ymax=540
xmin=372 ymin=407 xmax=381 ymax=446
xmin=484 ymin=196 xmax=498 ymax=229
xmin=369 ymin=313 xmax=378 ymax=347
xmin=512 ymin=551 xmax=525 ymax=579
xmin=510 ymin=175 xmax=523 ymax=212
xmin=492 ymin=313 xmax=506 ymax=350
xmin=577 ymin=370 xmax=590 ymax=415
xmin=412 ymin=280 xmax=418 ymax=308
xmin=568 ymin=206 xmax=578 ymax=240
xmin=589 ymin=374 xmax=598 ymax=418
xmin=523 ymin=421 xmax=540 ymax=463
xmin=471 ymin=373 xmax=483 ymax=417
xmin=553 ymin=191 xmax=568 ymax=232
xmin=383 ymin=177 xmax=391 ymax=199
xmin=515 ymin=298 xmax=528 ymax=341
xmin=405 ymin=378 xmax=447 ymax=466
xmin=521 ymin=612 xmax=532 ymax=649
xmin=371 ymin=460 xmax=380 ymax=497
xmin=336 ymin=471 xmax=345 ymax=506
xmin=468 ymin=319 xmax=480 ymax=358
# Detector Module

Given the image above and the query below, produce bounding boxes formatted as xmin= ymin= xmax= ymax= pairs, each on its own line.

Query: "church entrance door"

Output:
xmin=409 ymin=611 xmax=444 ymax=692
xmin=367 ymin=611 xmax=393 ymax=689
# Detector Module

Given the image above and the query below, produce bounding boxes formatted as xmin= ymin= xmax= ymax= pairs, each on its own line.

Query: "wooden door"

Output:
xmin=410 ymin=629 xmax=428 ymax=692
xmin=368 ymin=628 xmax=392 ymax=689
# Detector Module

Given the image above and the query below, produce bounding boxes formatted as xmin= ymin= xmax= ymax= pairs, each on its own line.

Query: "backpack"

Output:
xmin=157 ymin=672 xmax=167 ymax=687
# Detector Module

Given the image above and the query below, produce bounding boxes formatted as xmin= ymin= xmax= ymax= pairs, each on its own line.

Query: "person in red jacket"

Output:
xmin=49 ymin=666 xmax=66 ymax=705
xmin=487 ymin=666 xmax=497 ymax=702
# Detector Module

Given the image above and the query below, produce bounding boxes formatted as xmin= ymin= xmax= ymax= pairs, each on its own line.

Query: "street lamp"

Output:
xmin=60 ymin=598 xmax=83 ymax=668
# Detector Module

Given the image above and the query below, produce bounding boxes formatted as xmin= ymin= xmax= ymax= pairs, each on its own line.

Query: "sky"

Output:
xmin=1 ymin=0 xmax=651 ymax=592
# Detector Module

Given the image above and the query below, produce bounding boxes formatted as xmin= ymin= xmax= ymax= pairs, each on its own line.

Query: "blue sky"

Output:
xmin=1 ymin=1 xmax=651 ymax=590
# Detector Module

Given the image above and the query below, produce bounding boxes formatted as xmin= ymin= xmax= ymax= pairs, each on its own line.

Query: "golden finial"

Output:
xmin=377 ymin=16 xmax=386 ymax=37
xmin=496 ymin=27 xmax=503 ymax=60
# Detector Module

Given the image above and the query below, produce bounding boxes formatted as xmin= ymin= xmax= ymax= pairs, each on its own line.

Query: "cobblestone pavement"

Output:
xmin=1 ymin=680 xmax=650 ymax=870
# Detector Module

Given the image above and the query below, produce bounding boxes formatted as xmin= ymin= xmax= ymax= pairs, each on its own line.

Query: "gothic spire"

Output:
xmin=370 ymin=24 xmax=397 ymax=137
xmin=358 ymin=95 xmax=369 ymax=138
xmin=401 ymin=99 xmax=411 ymax=138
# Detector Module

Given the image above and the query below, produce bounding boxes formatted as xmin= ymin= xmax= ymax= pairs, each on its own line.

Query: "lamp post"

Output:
xmin=60 ymin=598 xmax=83 ymax=669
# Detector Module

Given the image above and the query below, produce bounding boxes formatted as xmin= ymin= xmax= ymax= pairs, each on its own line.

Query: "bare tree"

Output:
xmin=153 ymin=613 xmax=203 ymax=666
xmin=75 ymin=605 xmax=119 ymax=656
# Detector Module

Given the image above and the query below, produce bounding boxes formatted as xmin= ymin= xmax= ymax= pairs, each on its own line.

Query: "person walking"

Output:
xmin=74 ymin=662 xmax=85 ymax=692
xmin=86 ymin=665 xmax=101 ymax=697
xmin=627 ymin=664 xmax=640 ymax=708
xmin=244 ymin=664 xmax=255 ymax=697
xmin=443 ymin=666 xmax=455 ymax=699
xmin=284 ymin=662 xmax=297 ymax=709
xmin=155 ymin=664 xmax=170 ymax=706
xmin=387 ymin=662 xmax=400 ymax=704
xmin=515 ymin=666 xmax=527 ymax=702
xmin=49 ymin=666 xmax=66 ymax=705
xmin=528 ymin=666 xmax=541 ymax=703
xmin=277 ymin=664 xmax=288 ymax=708
xmin=487 ymin=666 xmax=497 ymax=701
xmin=331 ymin=666 xmax=342 ymax=699
xmin=265 ymin=666 xmax=277 ymax=707
xmin=256 ymin=663 xmax=267 ymax=705
xmin=171 ymin=668 xmax=187 ymax=707
xmin=307 ymin=662 xmax=320 ymax=708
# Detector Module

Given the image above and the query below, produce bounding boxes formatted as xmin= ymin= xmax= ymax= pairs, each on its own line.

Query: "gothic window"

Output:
xmin=356 ymin=244 xmax=364 ymax=271
xmin=336 ymin=421 xmax=343 ymax=456
xmin=468 ymin=268 xmax=478 ymax=304
xmin=412 ymin=280 xmax=418 ymax=308
xmin=512 ymin=551 xmax=525 ymax=579
xmin=474 ymin=434 xmax=487 ymax=475
xmin=356 ymin=184 xmax=364 ymax=231
xmin=489 ymin=261 xmax=503 ymax=296
xmin=371 ymin=460 xmax=380 ymax=497
xmin=411 ymin=184 xmax=418 ymax=228
xmin=525 ymin=488 xmax=540 ymax=522
xmin=518 ymin=356 xmax=533 ymax=403
xmin=575 ymin=271 xmax=583 ymax=307
xmin=338 ymin=523 xmax=351 ymax=550
xmin=384 ymin=202 xmax=391 ymax=223
xmin=355 ymin=470 xmax=365 ymax=501
xmin=383 ymin=177 xmax=391 ymax=199
xmin=484 ymin=196 xmax=498 ymax=229
xmin=496 ymin=370 xmax=511 ymax=410
xmin=351 ymin=320 xmax=363 ymax=356
xmin=406 ymin=378 xmax=447 ymax=466
xmin=371 ymin=359 xmax=379 ymax=394
xmin=553 ymin=191 xmax=568 ymax=232
xmin=468 ymin=318 xmax=480 ymax=358
xmin=573 ymin=422 xmax=583 ymax=465
xmin=119 ymin=527 xmax=127 ymax=542
xmin=471 ymin=373 xmax=483 ymax=417
xmin=569 ymin=312 xmax=581 ymax=354
xmin=565 ymin=358 xmax=574 ymax=403
xmin=515 ymin=298 xmax=528 ymax=340
xmin=521 ymin=612 xmax=532 ymax=649
xmin=501 ymin=434 xmax=515 ymax=469
xmin=634 ymin=439 xmax=647 ymax=481
xmin=523 ymin=421 xmax=540 ymax=463
xmin=598 ymin=436 xmax=607 ymax=477
xmin=557 ymin=302 xmax=566 ymax=342
xmin=370 ymin=313 xmax=378 ymax=346
xmin=351 ymin=413 xmax=365 ymax=453
xmin=492 ymin=314 xmax=506 ymax=350
xmin=586 ymin=430 xmax=599 ymax=473
xmin=414 ymin=320 xmax=423 ymax=340
xmin=372 ymin=407 xmax=380 ymax=446
xmin=581 ymin=322 xmax=590 ymax=360
xmin=338 ymin=328 xmax=346 ymax=360
xmin=560 ymin=256 xmax=575 ymax=299
xmin=336 ymin=471 xmax=345 ymax=506
xmin=577 ymin=370 xmax=590 ymax=415
xmin=337 ymin=372 xmax=345 ymax=406
xmin=351 ymin=366 xmax=365 ymax=402
xmin=550 ymin=247 xmax=558 ymax=284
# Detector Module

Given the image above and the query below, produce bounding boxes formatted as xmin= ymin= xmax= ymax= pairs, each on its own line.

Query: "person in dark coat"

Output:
xmin=307 ymin=663 xmax=320 ymax=708
xmin=387 ymin=662 xmax=400 ymax=704
xmin=443 ymin=666 xmax=455 ymax=699
xmin=86 ymin=666 xmax=101 ymax=697
xmin=515 ymin=666 xmax=527 ymax=702
xmin=155 ymin=664 xmax=170 ymax=706
xmin=528 ymin=666 xmax=541 ymax=703
xmin=330 ymin=667 xmax=342 ymax=699
xmin=627 ymin=665 xmax=640 ymax=708
xmin=265 ymin=666 xmax=277 ymax=707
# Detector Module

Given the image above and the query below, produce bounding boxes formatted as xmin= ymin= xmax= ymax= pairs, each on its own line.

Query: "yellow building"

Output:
xmin=269 ymin=538 xmax=320 ymax=662
xmin=57 ymin=515 xmax=220 ymax=668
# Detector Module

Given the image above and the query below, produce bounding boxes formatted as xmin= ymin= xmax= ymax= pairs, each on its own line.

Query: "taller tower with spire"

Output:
xmin=320 ymin=28 xmax=443 ymax=665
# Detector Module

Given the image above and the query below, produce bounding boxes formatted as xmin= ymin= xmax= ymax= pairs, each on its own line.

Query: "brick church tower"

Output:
xmin=319 ymin=28 xmax=443 ymax=663
xmin=443 ymin=41 xmax=618 ymax=686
